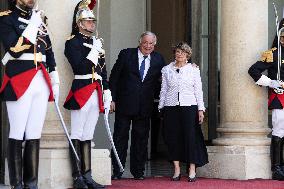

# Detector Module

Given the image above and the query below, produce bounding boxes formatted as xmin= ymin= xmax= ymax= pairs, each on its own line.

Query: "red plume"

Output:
xmin=88 ymin=0 xmax=97 ymax=10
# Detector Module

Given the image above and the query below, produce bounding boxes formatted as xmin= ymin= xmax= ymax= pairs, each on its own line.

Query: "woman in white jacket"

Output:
xmin=159 ymin=42 xmax=208 ymax=182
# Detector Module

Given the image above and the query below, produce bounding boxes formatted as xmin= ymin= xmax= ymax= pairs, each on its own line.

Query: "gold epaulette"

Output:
xmin=10 ymin=37 xmax=31 ymax=53
xmin=0 ymin=10 xmax=12 ymax=17
xmin=260 ymin=47 xmax=277 ymax=63
xmin=67 ymin=35 xmax=75 ymax=41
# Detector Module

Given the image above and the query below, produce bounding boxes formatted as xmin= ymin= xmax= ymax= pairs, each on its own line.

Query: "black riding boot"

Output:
xmin=70 ymin=139 xmax=88 ymax=189
xmin=271 ymin=136 xmax=284 ymax=180
xmin=281 ymin=137 xmax=284 ymax=172
xmin=81 ymin=140 xmax=105 ymax=189
xmin=23 ymin=139 xmax=39 ymax=189
xmin=8 ymin=139 xmax=23 ymax=189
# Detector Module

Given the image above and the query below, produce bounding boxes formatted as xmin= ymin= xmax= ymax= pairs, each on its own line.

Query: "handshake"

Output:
xmin=21 ymin=10 xmax=46 ymax=44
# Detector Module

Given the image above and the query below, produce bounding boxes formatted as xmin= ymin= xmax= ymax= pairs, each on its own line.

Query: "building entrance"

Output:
xmin=147 ymin=0 xmax=219 ymax=163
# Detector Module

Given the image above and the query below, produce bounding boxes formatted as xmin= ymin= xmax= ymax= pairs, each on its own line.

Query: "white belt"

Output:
xmin=2 ymin=52 xmax=46 ymax=66
xmin=74 ymin=74 xmax=93 ymax=80
xmin=74 ymin=73 xmax=102 ymax=80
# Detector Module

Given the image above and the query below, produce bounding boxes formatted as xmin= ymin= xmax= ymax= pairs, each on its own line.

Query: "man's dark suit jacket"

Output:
xmin=109 ymin=48 xmax=165 ymax=117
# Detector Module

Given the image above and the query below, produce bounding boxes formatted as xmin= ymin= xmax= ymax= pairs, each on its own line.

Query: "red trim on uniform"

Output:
xmin=67 ymin=82 xmax=104 ymax=112
xmin=65 ymin=91 xmax=74 ymax=102
xmin=268 ymin=90 xmax=284 ymax=107
xmin=24 ymin=37 xmax=30 ymax=44
xmin=96 ymin=84 xmax=104 ymax=112
xmin=10 ymin=69 xmax=38 ymax=98
xmin=39 ymin=63 xmax=54 ymax=101
xmin=0 ymin=64 xmax=54 ymax=101
xmin=0 ymin=74 xmax=10 ymax=93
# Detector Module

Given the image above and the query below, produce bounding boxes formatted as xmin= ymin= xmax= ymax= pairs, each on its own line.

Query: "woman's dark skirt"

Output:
xmin=162 ymin=105 xmax=208 ymax=167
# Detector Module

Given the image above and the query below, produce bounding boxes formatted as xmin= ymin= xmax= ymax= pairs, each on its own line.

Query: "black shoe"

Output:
xmin=83 ymin=171 xmax=105 ymax=189
xmin=281 ymin=165 xmax=284 ymax=174
xmin=85 ymin=180 xmax=105 ymax=189
xmin=23 ymin=184 xmax=38 ymax=189
xmin=133 ymin=175 xmax=145 ymax=180
xmin=12 ymin=183 xmax=24 ymax=189
xmin=188 ymin=175 xmax=197 ymax=182
xmin=73 ymin=176 xmax=88 ymax=189
xmin=272 ymin=166 xmax=284 ymax=181
xmin=111 ymin=174 xmax=122 ymax=180
xmin=171 ymin=174 xmax=181 ymax=181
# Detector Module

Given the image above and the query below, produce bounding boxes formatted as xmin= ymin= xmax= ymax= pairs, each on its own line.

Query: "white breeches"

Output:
xmin=7 ymin=70 xmax=50 ymax=140
xmin=70 ymin=90 xmax=100 ymax=141
xmin=272 ymin=109 xmax=284 ymax=138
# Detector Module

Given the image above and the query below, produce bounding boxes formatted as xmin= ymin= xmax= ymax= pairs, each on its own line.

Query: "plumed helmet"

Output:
xmin=76 ymin=8 xmax=96 ymax=23
xmin=76 ymin=0 xmax=97 ymax=23
xmin=71 ymin=0 xmax=96 ymax=35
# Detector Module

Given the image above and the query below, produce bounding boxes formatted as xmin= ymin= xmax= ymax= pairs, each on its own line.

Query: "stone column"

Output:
xmin=198 ymin=0 xmax=271 ymax=179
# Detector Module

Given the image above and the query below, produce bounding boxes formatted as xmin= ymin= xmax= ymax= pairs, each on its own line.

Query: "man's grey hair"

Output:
xmin=139 ymin=31 xmax=157 ymax=45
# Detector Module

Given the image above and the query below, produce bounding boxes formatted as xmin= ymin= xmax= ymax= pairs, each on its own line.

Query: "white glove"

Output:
xmin=22 ymin=11 xmax=43 ymax=44
xmin=52 ymin=84 xmax=60 ymax=104
xmin=86 ymin=47 xmax=99 ymax=66
xmin=269 ymin=80 xmax=282 ymax=89
xmin=49 ymin=70 xmax=60 ymax=104
xmin=103 ymin=89 xmax=112 ymax=113
xmin=94 ymin=39 xmax=105 ymax=55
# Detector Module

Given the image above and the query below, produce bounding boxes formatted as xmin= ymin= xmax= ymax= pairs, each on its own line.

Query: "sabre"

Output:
xmin=104 ymin=110 xmax=124 ymax=172
xmin=273 ymin=2 xmax=282 ymax=81
xmin=95 ymin=0 xmax=100 ymax=38
xmin=272 ymin=2 xmax=284 ymax=93
xmin=98 ymin=77 xmax=124 ymax=172
xmin=54 ymin=101 xmax=80 ymax=161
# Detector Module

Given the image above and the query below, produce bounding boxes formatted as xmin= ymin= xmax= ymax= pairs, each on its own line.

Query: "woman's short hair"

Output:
xmin=173 ymin=42 xmax=192 ymax=59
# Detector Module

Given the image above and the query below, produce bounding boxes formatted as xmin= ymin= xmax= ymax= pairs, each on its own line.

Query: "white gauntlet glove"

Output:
xmin=269 ymin=80 xmax=282 ymax=89
xmin=22 ymin=11 xmax=43 ymax=44
xmin=86 ymin=38 xmax=105 ymax=65
xmin=86 ymin=47 xmax=99 ymax=66
xmin=103 ymin=89 xmax=112 ymax=113
xmin=49 ymin=70 xmax=60 ymax=104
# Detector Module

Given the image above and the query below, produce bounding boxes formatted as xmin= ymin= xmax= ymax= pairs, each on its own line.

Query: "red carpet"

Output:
xmin=107 ymin=177 xmax=284 ymax=189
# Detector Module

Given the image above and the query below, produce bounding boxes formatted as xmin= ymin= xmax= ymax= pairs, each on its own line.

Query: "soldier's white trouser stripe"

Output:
xmin=7 ymin=70 xmax=49 ymax=140
xmin=272 ymin=109 xmax=284 ymax=138
xmin=70 ymin=90 xmax=99 ymax=141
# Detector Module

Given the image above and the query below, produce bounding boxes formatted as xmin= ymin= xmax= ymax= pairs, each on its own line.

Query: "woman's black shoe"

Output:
xmin=111 ymin=174 xmax=122 ymax=180
xmin=171 ymin=174 xmax=181 ymax=181
xmin=188 ymin=175 xmax=196 ymax=182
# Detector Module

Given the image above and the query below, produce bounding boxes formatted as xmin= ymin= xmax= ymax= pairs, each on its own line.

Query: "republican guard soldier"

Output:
xmin=248 ymin=19 xmax=284 ymax=181
xmin=63 ymin=0 xmax=110 ymax=188
xmin=0 ymin=0 xmax=60 ymax=188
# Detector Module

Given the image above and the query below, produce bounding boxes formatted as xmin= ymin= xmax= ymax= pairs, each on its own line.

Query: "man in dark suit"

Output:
xmin=109 ymin=31 xmax=165 ymax=180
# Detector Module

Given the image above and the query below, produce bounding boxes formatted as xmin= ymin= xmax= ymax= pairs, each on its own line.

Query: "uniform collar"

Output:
xmin=79 ymin=32 xmax=93 ymax=39
xmin=15 ymin=5 xmax=32 ymax=19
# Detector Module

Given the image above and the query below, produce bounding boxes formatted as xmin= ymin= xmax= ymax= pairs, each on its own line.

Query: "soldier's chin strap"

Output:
xmin=17 ymin=0 xmax=35 ymax=12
